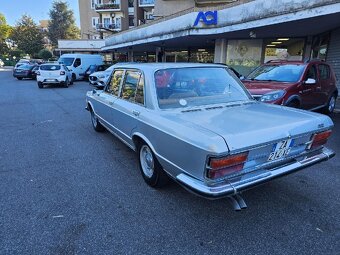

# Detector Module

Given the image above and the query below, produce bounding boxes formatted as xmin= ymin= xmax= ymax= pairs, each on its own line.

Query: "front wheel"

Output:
xmin=37 ymin=82 xmax=43 ymax=89
xmin=286 ymin=100 xmax=300 ymax=108
xmin=90 ymin=109 xmax=105 ymax=132
xmin=71 ymin=73 xmax=76 ymax=83
xmin=138 ymin=143 xmax=168 ymax=188
xmin=17 ymin=77 xmax=23 ymax=80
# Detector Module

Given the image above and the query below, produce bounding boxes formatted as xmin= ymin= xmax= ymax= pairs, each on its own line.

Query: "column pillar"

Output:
xmin=214 ymin=38 xmax=227 ymax=64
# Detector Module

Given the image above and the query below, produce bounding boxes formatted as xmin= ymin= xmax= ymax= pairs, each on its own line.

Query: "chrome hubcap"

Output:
xmin=140 ymin=145 xmax=154 ymax=178
xmin=329 ymin=96 xmax=335 ymax=112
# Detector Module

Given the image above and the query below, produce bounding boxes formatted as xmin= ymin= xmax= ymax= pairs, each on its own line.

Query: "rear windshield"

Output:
xmin=40 ymin=65 xmax=61 ymax=71
xmin=59 ymin=57 xmax=74 ymax=66
xmin=155 ymin=67 xmax=250 ymax=109
xmin=18 ymin=64 xmax=33 ymax=70
xmin=246 ymin=64 xmax=305 ymax=82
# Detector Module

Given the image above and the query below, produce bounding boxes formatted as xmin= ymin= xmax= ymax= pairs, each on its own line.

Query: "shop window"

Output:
xmin=226 ymin=39 xmax=262 ymax=76
xmin=311 ymin=33 xmax=330 ymax=60
xmin=264 ymin=38 xmax=304 ymax=63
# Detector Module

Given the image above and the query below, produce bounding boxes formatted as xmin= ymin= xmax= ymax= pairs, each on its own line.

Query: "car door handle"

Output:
xmin=132 ymin=110 xmax=140 ymax=116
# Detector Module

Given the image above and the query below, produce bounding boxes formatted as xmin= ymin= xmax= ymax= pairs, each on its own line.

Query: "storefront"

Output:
xmin=102 ymin=0 xmax=340 ymax=86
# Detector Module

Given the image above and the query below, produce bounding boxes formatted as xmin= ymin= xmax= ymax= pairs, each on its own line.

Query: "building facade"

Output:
xmin=78 ymin=0 xmax=156 ymax=39
xmin=75 ymin=0 xmax=340 ymax=86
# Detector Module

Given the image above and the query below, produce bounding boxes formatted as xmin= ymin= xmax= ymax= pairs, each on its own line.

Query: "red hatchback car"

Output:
xmin=242 ymin=60 xmax=338 ymax=114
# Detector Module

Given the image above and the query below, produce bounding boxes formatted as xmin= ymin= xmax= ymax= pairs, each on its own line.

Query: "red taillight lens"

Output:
xmin=207 ymin=152 xmax=248 ymax=180
xmin=310 ymin=130 xmax=332 ymax=149
xmin=60 ymin=71 xmax=65 ymax=75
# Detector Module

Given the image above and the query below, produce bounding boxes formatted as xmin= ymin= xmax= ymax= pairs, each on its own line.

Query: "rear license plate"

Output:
xmin=268 ymin=139 xmax=294 ymax=161
xmin=46 ymin=79 xmax=55 ymax=82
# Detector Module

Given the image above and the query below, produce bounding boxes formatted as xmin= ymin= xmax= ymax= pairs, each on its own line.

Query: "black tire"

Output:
xmin=138 ymin=142 xmax=169 ymax=188
xmin=17 ymin=77 xmax=23 ymax=80
xmin=38 ymin=82 xmax=43 ymax=89
xmin=71 ymin=73 xmax=76 ymax=83
xmin=64 ymin=78 xmax=69 ymax=88
xmin=286 ymin=100 xmax=300 ymax=108
xmin=323 ymin=94 xmax=337 ymax=114
xmin=90 ymin=109 xmax=105 ymax=132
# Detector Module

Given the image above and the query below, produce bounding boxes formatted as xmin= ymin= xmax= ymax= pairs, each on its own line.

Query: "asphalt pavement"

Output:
xmin=0 ymin=67 xmax=339 ymax=255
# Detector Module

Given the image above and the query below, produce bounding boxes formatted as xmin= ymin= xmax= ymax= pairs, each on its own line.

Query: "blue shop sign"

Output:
xmin=194 ymin=11 xmax=218 ymax=26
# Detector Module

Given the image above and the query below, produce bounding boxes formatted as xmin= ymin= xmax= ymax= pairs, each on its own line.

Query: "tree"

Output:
xmin=48 ymin=1 xmax=80 ymax=46
xmin=0 ymin=13 xmax=12 ymax=55
xmin=10 ymin=15 xmax=44 ymax=56
xmin=38 ymin=49 xmax=53 ymax=60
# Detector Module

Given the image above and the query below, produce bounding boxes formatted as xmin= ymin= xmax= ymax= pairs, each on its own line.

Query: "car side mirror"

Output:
xmin=240 ymin=76 xmax=245 ymax=80
xmin=305 ymin=78 xmax=316 ymax=85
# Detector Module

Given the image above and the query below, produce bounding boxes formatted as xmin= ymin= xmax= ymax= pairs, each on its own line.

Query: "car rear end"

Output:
xmin=37 ymin=64 xmax=67 ymax=85
xmin=13 ymin=64 xmax=35 ymax=79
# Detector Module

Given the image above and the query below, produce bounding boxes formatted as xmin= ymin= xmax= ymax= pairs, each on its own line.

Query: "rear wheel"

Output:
xmin=17 ymin=77 xmax=23 ymax=80
xmin=63 ymin=78 xmax=69 ymax=88
xmin=37 ymin=82 xmax=43 ymax=89
xmin=90 ymin=109 xmax=105 ymax=132
xmin=138 ymin=142 xmax=169 ymax=188
xmin=323 ymin=94 xmax=337 ymax=114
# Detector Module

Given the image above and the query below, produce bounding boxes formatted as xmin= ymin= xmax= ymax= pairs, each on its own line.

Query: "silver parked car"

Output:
xmin=86 ymin=63 xmax=335 ymax=209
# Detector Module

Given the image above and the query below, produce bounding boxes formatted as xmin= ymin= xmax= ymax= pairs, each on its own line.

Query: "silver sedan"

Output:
xmin=86 ymin=63 xmax=335 ymax=209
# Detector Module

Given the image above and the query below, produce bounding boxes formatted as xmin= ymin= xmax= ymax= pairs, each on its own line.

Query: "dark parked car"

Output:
xmin=13 ymin=64 xmax=37 ymax=80
xmin=242 ymin=60 xmax=338 ymax=114
xmin=83 ymin=64 xmax=111 ymax=80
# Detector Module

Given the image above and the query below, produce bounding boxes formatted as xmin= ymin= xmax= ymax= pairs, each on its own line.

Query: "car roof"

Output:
xmin=112 ymin=62 xmax=226 ymax=72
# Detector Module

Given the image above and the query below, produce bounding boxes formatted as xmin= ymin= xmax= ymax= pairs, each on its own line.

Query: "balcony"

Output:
xmin=194 ymin=0 xmax=237 ymax=5
xmin=96 ymin=23 xmax=121 ymax=31
xmin=139 ymin=0 xmax=155 ymax=8
xmin=95 ymin=3 xmax=121 ymax=12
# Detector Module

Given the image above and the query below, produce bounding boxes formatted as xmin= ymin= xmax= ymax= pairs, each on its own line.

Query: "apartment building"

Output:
xmin=78 ymin=0 xmax=156 ymax=39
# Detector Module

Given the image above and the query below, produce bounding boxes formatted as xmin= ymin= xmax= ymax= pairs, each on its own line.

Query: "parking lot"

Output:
xmin=0 ymin=67 xmax=339 ymax=254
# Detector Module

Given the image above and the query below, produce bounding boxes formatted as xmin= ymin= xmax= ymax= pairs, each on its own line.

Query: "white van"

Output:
xmin=58 ymin=54 xmax=103 ymax=81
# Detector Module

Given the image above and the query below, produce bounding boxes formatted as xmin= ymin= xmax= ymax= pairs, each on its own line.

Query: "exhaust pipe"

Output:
xmin=228 ymin=194 xmax=247 ymax=211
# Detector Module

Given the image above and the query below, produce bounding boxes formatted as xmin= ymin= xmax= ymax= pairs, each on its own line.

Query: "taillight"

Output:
xmin=207 ymin=152 xmax=248 ymax=180
xmin=310 ymin=130 xmax=332 ymax=149
xmin=60 ymin=71 xmax=66 ymax=75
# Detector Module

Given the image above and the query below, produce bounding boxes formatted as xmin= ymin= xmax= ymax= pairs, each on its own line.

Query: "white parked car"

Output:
xmin=89 ymin=64 xmax=115 ymax=87
xmin=0 ymin=58 xmax=4 ymax=67
xmin=36 ymin=63 xmax=73 ymax=88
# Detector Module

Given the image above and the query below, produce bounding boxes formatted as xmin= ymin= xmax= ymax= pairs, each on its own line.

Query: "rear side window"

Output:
xmin=121 ymin=70 xmax=141 ymax=102
xmin=107 ymin=70 xmax=124 ymax=96
xmin=318 ymin=64 xmax=330 ymax=80
xmin=40 ymin=65 xmax=61 ymax=71
xmin=135 ymin=75 xmax=145 ymax=105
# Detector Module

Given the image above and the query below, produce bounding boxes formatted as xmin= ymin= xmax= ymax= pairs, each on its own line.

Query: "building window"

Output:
xmin=92 ymin=17 xmax=99 ymax=28
xmin=129 ymin=16 xmax=134 ymax=27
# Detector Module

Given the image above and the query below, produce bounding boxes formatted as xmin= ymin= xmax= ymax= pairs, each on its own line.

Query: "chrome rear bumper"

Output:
xmin=176 ymin=147 xmax=335 ymax=199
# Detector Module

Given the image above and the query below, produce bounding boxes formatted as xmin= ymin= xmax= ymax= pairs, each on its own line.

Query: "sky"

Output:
xmin=0 ymin=0 xmax=80 ymax=27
